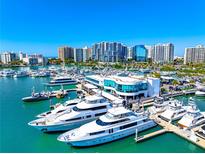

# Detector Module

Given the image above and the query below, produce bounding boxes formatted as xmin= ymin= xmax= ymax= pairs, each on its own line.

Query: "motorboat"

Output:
xmin=22 ymin=92 xmax=49 ymax=102
xmin=1 ymin=70 xmax=15 ymax=77
xmin=195 ymin=125 xmax=205 ymax=139
xmin=57 ymin=107 xmax=156 ymax=147
xmin=178 ymin=98 xmax=205 ymax=129
xmin=22 ymin=87 xmax=49 ymax=102
xmin=13 ymin=71 xmax=28 ymax=78
xmin=195 ymin=83 xmax=205 ymax=96
xmin=36 ymin=98 xmax=81 ymax=118
xmin=159 ymin=99 xmax=187 ymax=121
xmin=46 ymin=76 xmax=77 ymax=86
xmin=28 ymin=95 xmax=111 ymax=132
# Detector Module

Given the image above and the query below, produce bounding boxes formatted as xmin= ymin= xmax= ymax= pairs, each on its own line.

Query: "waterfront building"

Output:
xmin=85 ymin=75 xmax=104 ymax=88
xmin=92 ymin=42 xmax=128 ymax=62
xmin=19 ymin=52 xmax=27 ymax=60
xmin=0 ymin=52 xmax=17 ymax=64
xmin=184 ymin=45 xmax=205 ymax=64
xmin=74 ymin=48 xmax=83 ymax=62
xmin=151 ymin=43 xmax=174 ymax=63
xmin=82 ymin=46 xmax=92 ymax=62
xmin=58 ymin=46 xmax=74 ymax=61
xmin=145 ymin=45 xmax=152 ymax=58
xmin=127 ymin=47 xmax=132 ymax=60
xmin=85 ymin=74 xmax=160 ymax=100
xmin=132 ymin=45 xmax=148 ymax=62
xmin=22 ymin=54 xmax=47 ymax=65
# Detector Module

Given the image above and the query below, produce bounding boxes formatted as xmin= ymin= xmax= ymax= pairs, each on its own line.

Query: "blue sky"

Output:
xmin=0 ymin=0 xmax=205 ymax=57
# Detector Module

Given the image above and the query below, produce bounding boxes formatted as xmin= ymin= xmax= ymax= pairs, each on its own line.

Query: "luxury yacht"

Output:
xmin=148 ymin=97 xmax=169 ymax=114
xmin=28 ymin=95 xmax=111 ymax=132
xmin=159 ymin=99 xmax=187 ymax=121
xmin=46 ymin=76 xmax=77 ymax=86
xmin=58 ymin=107 xmax=157 ymax=147
xmin=178 ymin=99 xmax=205 ymax=129
xmin=36 ymin=98 xmax=81 ymax=118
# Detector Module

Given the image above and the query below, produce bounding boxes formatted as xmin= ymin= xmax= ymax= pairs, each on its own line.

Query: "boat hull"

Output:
xmin=22 ymin=96 xmax=49 ymax=102
xmin=67 ymin=121 xmax=157 ymax=147
xmin=29 ymin=118 xmax=95 ymax=132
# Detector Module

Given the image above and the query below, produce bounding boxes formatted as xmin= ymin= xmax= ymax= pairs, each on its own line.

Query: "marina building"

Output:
xmin=92 ymin=42 xmax=128 ymax=62
xmin=151 ymin=43 xmax=174 ymax=63
xmin=132 ymin=45 xmax=148 ymax=62
xmin=58 ymin=46 xmax=74 ymax=61
xmin=85 ymin=74 xmax=160 ymax=100
xmin=0 ymin=52 xmax=18 ymax=64
xmin=184 ymin=45 xmax=205 ymax=64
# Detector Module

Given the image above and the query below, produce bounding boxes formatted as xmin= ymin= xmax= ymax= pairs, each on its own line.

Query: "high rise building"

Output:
xmin=74 ymin=48 xmax=83 ymax=62
xmin=145 ymin=45 xmax=152 ymax=58
xmin=184 ymin=45 xmax=205 ymax=64
xmin=19 ymin=52 xmax=27 ymax=60
xmin=92 ymin=42 xmax=128 ymax=62
xmin=151 ymin=43 xmax=174 ymax=63
xmin=82 ymin=46 xmax=92 ymax=62
xmin=0 ymin=52 xmax=17 ymax=64
xmin=132 ymin=45 xmax=148 ymax=62
xmin=58 ymin=46 xmax=74 ymax=61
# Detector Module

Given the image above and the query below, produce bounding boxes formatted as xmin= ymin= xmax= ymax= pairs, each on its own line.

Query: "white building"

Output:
xmin=19 ymin=52 xmax=27 ymax=60
xmin=82 ymin=46 xmax=92 ymax=62
xmin=85 ymin=74 xmax=160 ymax=100
xmin=145 ymin=45 xmax=152 ymax=58
xmin=22 ymin=54 xmax=47 ymax=65
xmin=184 ymin=45 xmax=205 ymax=64
xmin=151 ymin=43 xmax=174 ymax=63
xmin=0 ymin=52 xmax=17 ymax=64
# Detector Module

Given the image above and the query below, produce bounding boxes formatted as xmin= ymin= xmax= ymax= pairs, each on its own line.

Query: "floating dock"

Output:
xmin=136 ymin=129 xmax=167 ymax=142
xmin=136 ymin=114 xmax=205 ymax=149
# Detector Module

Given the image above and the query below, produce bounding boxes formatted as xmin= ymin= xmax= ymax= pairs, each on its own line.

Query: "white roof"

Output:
xmin=83 ymin=83 xmax=98 ymax=89
xmin=108 ymin=107 xmax=131 ymax=116
xmin=86 ymin=75 xmax=104 ymax=82
xmin=84 ymin=95 xmax=103 ymax=101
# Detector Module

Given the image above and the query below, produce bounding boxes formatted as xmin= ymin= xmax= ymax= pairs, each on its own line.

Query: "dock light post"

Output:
xmin=135 ymin=129 xmax=138 ymax=141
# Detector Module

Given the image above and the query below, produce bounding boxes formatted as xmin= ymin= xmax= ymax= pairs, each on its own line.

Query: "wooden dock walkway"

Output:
xmin=136 ymin=129 xmax=167 ymax=142
xmin=136 ymin=114 xmax=205 ymax=149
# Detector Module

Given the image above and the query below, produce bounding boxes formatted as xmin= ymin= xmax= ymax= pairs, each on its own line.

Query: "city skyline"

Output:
xmin=1 ymin=0 xmax=205 ymax=57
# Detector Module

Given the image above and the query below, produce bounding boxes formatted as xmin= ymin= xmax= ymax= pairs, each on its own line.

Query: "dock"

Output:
xmin=136 ymin=129 xmax=167 ymax=142
xmin=135 ymin=114 xmax=205 ymax=149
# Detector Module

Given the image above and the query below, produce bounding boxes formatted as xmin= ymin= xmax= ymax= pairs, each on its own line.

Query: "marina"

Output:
xmin=0 ymin=66 xmax=205 ymax=152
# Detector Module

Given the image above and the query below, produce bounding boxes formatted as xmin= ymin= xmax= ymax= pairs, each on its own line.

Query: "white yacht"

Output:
xmin=47 ymin=76 xmax=77 ymax=86
xmin=58 ymin=107 xmax=157 ymax=147
xmin=148 ymin=97 xmax=169 ymax=114
xmin=178 ymin=99 xmax=205 ymax=129
xmin=195 ymin=83 xmax=205 ymax=96
xmin=28 ymin=95 xmax=111 ymax=132
xmin=13 ymin=71 xmax=28 ymax=78
xmin=36 ymin=98 xmax=81 ymax=118
xmin=159 ymin=99 xmax=187 ymax=121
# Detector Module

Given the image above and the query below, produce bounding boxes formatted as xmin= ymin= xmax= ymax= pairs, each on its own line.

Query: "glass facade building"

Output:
xmin=132 ymin=45 xmax=148 ymax=62
xmin=104 ymin=79 xmax=148 ymax=93
xmin=92 ymin=42 xmax=128 ymax=62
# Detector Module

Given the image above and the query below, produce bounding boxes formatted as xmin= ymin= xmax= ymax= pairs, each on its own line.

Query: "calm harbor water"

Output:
xmin=0 ymin=76 xmax=205 ymax=153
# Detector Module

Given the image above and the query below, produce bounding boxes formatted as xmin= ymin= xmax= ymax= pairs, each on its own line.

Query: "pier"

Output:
xmin=135 ymin=114 xmax=205 ymax=149
xmin=136 ymin=129 xmax=167 ymax=142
